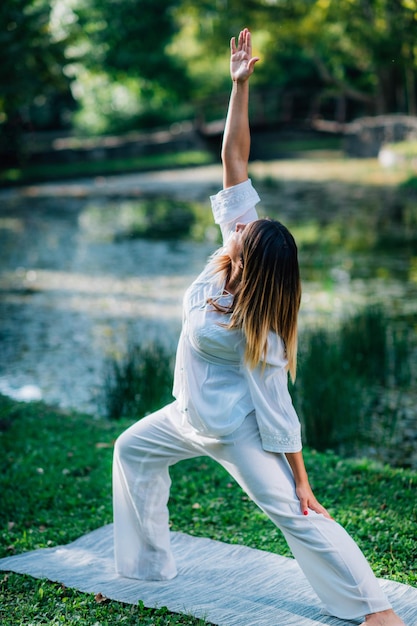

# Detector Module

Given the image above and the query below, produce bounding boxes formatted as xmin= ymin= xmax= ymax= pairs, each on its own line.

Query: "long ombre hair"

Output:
xmin=212 ymin=219 xmax=301 ymax=381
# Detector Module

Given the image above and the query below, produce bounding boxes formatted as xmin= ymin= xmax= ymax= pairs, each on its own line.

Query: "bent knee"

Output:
xmin=114 ymin=427 xmax=143 ymax=463
xmin=114 ymin=419 xmax=165 ymax=465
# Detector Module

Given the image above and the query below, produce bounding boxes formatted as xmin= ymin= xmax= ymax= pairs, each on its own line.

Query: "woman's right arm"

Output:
xmin=221 ymin=28 xmax=259 ymax=189
xmin=285 ymin=451 xmax=332 ymax=518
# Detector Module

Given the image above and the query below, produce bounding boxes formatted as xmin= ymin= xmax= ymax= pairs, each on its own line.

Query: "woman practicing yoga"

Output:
xmin=113 ymin=28 xmax=405 ymax=626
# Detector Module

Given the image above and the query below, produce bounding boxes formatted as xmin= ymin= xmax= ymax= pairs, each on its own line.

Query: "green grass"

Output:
xmin=0 ymin=394 xmax=416 ymax=624
xmin=0 ymin=149 xmax=215 ymax=187
xmin=383 ymin=140 xmax=417 ymax=159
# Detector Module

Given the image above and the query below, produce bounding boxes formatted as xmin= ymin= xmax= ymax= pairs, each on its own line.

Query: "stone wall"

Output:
xmin=343 ymin=115 xmax=417 ymax=157
xmin=28 ymin=122 xmax=205 ymax=165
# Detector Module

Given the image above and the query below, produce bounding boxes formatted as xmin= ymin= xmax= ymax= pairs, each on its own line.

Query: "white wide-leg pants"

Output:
xmin=112 ymin=401 xmax=391 ymax=620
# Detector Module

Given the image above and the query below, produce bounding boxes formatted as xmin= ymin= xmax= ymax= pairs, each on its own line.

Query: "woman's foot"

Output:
xmin=361 ymin=609 xmax=405 ymax=625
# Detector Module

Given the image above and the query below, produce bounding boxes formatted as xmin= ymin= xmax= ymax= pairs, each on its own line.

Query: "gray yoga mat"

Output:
xmin=0 ymin=524 xmax=416 ymax=625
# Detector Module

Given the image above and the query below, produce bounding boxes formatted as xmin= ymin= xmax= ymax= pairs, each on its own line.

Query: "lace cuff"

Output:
xmin=210 ymin=179 xmax=260 ymax=225
xmin=258 ymin=427 xmax=302 ymax=453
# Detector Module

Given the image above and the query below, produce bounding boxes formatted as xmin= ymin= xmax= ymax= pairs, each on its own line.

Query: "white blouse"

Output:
xmin=172 ymin=179 xmax=302 ymax=453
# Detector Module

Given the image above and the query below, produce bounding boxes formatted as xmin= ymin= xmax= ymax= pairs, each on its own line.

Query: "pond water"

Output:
xmin=0 ymin=161 xmax=416 ymax=464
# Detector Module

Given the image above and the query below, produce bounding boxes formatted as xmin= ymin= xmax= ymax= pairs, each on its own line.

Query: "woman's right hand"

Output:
xmin=230 ymin=28 xmax=260 ymax=83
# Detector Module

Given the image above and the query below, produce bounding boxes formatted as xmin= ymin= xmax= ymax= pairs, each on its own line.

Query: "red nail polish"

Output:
xmin=303 ymin=510 xmax=308 ymax=516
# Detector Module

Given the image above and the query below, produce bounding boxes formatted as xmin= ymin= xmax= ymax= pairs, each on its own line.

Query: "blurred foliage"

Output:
xmin=111 ymin=198 xmax=198 ymax=241
xmin=292 ymin=305 xmax=413 ymax=457
xmin=176 ymin=0 xmax=417 ymax=119
xmin=103 ymin=342 xmax=174 ymax=419
xmin=71 ymin=0 xmax=193 ymax=133
xmin=74 ymin=0 xmax=188 ymax=89
xmin=1 ymin=0 xmax=417 ymax=155
xmin=0 ymin=0 xmax=74 ymax=158
xmin=0 ymin=149 xmax=214 ymax=186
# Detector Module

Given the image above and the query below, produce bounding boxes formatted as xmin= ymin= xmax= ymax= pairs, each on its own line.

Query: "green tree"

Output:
xmin=177 ymin=0 xmax=417 ymax=120
xmin=0 ymin=0 xmax=73 ymax=161
xmin=3 ymin=0 xmax=416 ymax=159
xmin=72 ymin=0 xmax=192 ymax=131
xmin=288 ymin=0 xmax=417 ymax=116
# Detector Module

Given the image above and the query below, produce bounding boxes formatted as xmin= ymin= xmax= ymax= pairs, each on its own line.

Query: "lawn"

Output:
xmin=0 ymin=394 xmax=416 ymax=625
xmin=0 ymin=149 xmax=215 ymax=187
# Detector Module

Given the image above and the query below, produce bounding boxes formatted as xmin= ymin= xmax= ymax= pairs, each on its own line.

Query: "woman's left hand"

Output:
xmin=230 ymin=28 xmax=260 ymax=83
xmin=296 ymin=482 xmax=332 ymax=519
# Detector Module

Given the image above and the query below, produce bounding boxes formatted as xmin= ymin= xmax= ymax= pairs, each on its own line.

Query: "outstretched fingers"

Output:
xmin=230 ymin=28 xmax=260 ymax=82
xmin=230 ymin=36 xmax=237 ymax=55
xmin=238 ymin=28 xmax=246 ymax=51
xmin=244 ymin=28 xmax=251 ymax=55
xmin=231 ymin=28 xmax=253 ymax=55
xmin=308 ymin=499 xmax=333 ymax=520
xmin=296 ymin=484 xmax=333 ymax=520
xmin=238 ymin=28 xmax=250 ymax=54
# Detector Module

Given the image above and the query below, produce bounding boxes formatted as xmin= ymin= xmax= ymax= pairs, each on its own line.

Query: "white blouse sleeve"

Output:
xmin=210 ymin=179 xmax=260 ymax=245
xmin=242 ymin=333 xmax=302 ymax=453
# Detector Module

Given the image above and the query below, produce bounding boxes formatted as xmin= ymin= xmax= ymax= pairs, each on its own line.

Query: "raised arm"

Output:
xmin=221 ymin=28 xmax=259 ymax=189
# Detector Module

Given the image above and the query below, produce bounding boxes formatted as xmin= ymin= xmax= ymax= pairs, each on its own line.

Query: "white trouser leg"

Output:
xmin=113 ymin=402 xmax=200 ymax=580
xmin=113 ymin=404 xmax=391 ymax=619
xmin=206 ymin=412 xmax=391 ymax=620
